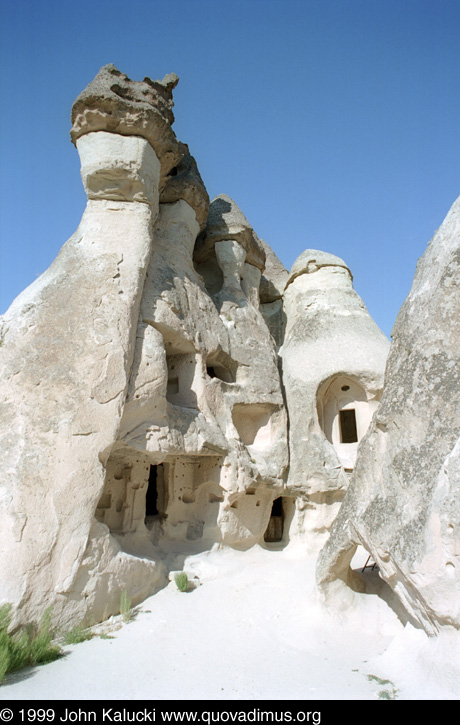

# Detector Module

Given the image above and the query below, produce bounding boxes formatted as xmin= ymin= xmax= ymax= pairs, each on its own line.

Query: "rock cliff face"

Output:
xmin=317 ymin=196 xmax=460 ymax=634
xmin=0 ymin=66 xmax=390 ymax=629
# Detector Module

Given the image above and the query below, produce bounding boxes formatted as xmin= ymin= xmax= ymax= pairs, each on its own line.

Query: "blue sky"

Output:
xmin=1 ymin=0 xmax=459 ymax=337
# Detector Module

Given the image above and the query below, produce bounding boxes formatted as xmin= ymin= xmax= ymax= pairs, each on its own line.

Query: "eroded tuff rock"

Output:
xmin=316 ymin=197 xmax=460 ymax=634
xmin=0 ymin=67 xmax=288 ymax=629
xmin=259 ymin=240 xmax=289 ymax=347
xmin=0 ymin=132 xmax=163 ymax=628
xmin=194 ymin=194 xmax=266 ymax=271
xmin=1 ymin=65 xmax=405 ymax=632
xmin=259 ymin=239 xmax=289 ymax=304
xmin=279 ymin=250 xmax=390 ymax=551
xmin=102 ymin=193 xmax=289 ymax=559
xmin=160 ymin=142 xmax=209 ymax=230
xmin=70 ymin=64 xmax=182 ymax=187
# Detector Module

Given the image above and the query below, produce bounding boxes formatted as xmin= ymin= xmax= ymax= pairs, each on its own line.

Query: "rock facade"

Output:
xmin=0 ymin=66 xmax=389 ymax=629
xmin=317 ymin=195 xmax=460 ymax=635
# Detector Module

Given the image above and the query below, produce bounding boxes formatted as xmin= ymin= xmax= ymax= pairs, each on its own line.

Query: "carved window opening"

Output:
xmin=206 ymin=364 xmax=234 ymax=383
xmin=339 ymin=409 xmax=358 ymax=444
xmin=165 ymin=353 xmax=197 ymax=407
xmin=206 ymin=351 xmax=237 ymax=384
xmin=264 ymin=497 xmax=284 ymax=543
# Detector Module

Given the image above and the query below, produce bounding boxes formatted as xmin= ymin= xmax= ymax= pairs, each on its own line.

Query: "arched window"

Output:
xmin=317 ymin=376 xmax=374 ymax=469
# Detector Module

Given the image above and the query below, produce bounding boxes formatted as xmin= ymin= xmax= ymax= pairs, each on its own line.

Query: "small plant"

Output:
xmin=119 ymin=591 xmax=132 ymax=623
xmin=63 ymin=623 xmax=93 ymax=645
xmin=28 ymin=608 xmax=61 ymax=665
xmin=174 ymin=572 xmax=188 ymax=592
xmin=367 ymin=674 xmax=399 ymax=700
xmin=0 ymin=604 xmax=61 ymax=683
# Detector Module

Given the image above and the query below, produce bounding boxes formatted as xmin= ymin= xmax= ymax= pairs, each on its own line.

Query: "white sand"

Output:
xmin=1 ymin=545 xmax=460 ymax=701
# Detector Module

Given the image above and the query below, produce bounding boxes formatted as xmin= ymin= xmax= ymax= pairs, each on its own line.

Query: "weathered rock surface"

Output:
xmin=0 ymin=67 xmax=289 ymax=628
xmin=259 ymin=240 xmax=289 ymax=348
xmin=160 ymin=141 xmax=209 ymax=230
xmin=316 ymin=196 xmax=460 ymax=634
xmin=103 ymin=193 xmax=289 ymax=557
xmin=0 ymin=131 xmax=164 ymax=627
xmin=279 ymin=250 xmax=390 ymax=550
xmin=259 ymin=239 xmax=289 ymax=304
xmin=2 ymin=64 xmax=419 ymax=633
xmin=70 ymin=64 xmax=182 ymax=187
xmin=194 ymin=194 xmax=266 ymax=271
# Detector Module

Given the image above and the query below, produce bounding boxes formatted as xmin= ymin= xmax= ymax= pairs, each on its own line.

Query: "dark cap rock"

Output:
xmin=70 ymin=64 xmax=182 ymax=183
xmin=160 ymin=142 xmax=210 ymax=230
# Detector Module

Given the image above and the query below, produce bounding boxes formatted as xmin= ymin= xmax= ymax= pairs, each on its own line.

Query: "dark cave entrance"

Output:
xmin=145 ymin=464 xmax=165 ymax=523
xmin=264 ymin=497 xmax=284 ymax=543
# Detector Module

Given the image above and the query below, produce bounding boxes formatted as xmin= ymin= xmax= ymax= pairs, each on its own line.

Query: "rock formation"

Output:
xmin=0 ymin=65 xmax=391 ymax=629
xmin=279 ymin=250 xmax=390 ymax=550
xmin=0 ymin=66 xmax=178 ymax=629
xmin=317 ymin=196 xmax=460 ymax=635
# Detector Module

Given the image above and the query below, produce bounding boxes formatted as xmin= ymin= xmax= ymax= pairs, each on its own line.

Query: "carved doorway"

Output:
xmin=145 ymin=464 xmax=165 ymax=525
xmin=264 ymin=497 xmax=284 ymax=543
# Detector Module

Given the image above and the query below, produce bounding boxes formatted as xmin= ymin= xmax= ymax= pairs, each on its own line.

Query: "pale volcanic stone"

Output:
xmin=0 ymin=68 xmax=290 ymax=631
xmin=259 ymin=238 xmax=289 ymax=304
xmin=113 ymin=196 xmax=288 ymax=554
xmin=317 ymin=196 xmax=460 ymax=634
xmin=77 ymin=132 xmax=160 ymax=203
xmin=287 ymin=249 xmax=351 ymax=285
xmin=0 ymin=94 xmax=289 ymax=629
xmin=0 ymin=130 xmax=164 ymax=628
xmin=0 ymin=65 xmax=401 ymax=633
xmin=194 ymin=194 xmax=266 ymax=271
xmin=259 ymin=239 xmax=289 ymax=347
xmin=279 ymin=249 xmax=389 ymax=551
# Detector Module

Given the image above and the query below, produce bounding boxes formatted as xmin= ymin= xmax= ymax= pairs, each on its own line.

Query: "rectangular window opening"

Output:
xmin=339 ymin=409 xmax=358 ymax=444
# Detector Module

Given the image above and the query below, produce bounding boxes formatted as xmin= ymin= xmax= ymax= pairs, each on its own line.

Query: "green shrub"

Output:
xmin=174 ymin=572 xmax=188 ymax=592
xmin=63 ymin=623 xmax=93 ymax=645
xmin=367 ymin=674 xmax=399 ymax=700
xmin=120 ymin=591 xmax=132 ymax=623
xmin=29 ymin=608 xmax=61 ymax=664
xmin=0 ymin=645 xmax=10 ymax=683
xmin=0 ymin=604 xmax=61 ymax=683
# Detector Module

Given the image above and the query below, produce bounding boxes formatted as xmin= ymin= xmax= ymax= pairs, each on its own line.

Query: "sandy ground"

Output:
xmin=1 ymin=545 xmax=460 ymax=701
